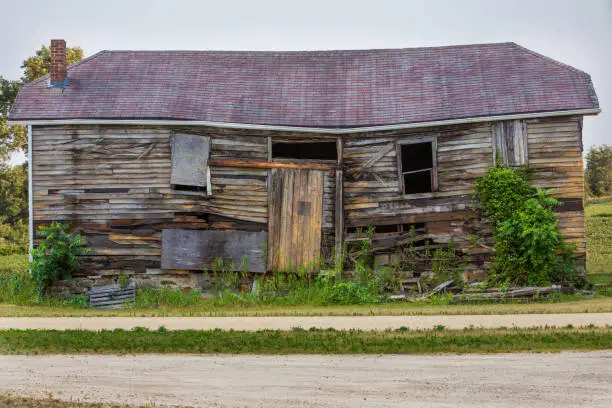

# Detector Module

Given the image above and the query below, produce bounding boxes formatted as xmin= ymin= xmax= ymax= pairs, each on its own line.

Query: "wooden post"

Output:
xmin=334 ymin=138 xmax=344 ymax=269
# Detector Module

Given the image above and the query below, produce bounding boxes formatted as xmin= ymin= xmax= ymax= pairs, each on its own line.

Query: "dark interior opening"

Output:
xmin=272 ymin=141 xmax=337 ymax=161
xmin=172 ymin=184 xmax=206 ymax=192
xmin=404 ymin=171 xmax=432 ymax=194
xmin=373 ymin=224 xmax=400 ymax=234
xmin=401 ymin=142 xmax=434 ymax=194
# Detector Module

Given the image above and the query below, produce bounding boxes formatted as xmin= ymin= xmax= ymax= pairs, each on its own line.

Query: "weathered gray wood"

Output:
xmin=89 ymin=282 xmax=136 ymax=309
xmin=161 ymin=229 xmax=267 ymax=272
xmin=335 ymin=168 xmax=344 ymax=267
xmin=170 ymin=133 xmax=209 ymax=187
xmin=493 ymin=120 xmax=527 ymax=166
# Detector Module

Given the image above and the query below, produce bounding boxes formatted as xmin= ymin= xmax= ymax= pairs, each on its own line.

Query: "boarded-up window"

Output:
xmin=398 ymin=139 xmax=437 ymax=195
xmin=161 ymin=229 xmax=267 ymax=273
xmin=171 ymin=134 xmax=210 ymax=190
xmin=493 ymin=120 xmax=528 ymax=166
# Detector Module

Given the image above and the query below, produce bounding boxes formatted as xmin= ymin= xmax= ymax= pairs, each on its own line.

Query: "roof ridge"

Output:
xmin=98 ymin=42 xmax=516 ymax=54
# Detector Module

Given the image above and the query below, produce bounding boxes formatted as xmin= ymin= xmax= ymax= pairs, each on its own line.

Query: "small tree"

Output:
xmin=475 ymin=163 xmax=579 ymax=286
xmin=30 ymin=222 xmax=89 ymax=295
xmin=585 ymin=145 xmax=612 ymax=197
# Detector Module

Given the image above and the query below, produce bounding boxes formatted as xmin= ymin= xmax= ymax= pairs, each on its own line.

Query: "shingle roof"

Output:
xmin=9 ymin=42 xmax=599 ymax=127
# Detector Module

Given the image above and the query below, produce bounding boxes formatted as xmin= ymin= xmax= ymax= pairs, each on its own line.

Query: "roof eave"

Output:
xmin=8 ymin=108 xmax=601 ymax=134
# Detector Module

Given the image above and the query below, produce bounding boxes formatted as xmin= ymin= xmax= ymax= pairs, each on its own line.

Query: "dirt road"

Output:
xmin=0 ymin=313 xmax=611 ymax=331
xmin=1 ymin=352 xmax=610 ymax=407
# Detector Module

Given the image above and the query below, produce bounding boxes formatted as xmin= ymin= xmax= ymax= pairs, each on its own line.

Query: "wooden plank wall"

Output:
xmin=32 ymin=125 xmax=339 ymax=279
xmin=344 ymin=123 xmax=492 ymax=227
xmin=31 ymin=125 xmax=209 ymax=277
xmin=526 ymin=116 xmax=586 ymax=258
xmin=32 ymin=116 xmax=586 ymax=282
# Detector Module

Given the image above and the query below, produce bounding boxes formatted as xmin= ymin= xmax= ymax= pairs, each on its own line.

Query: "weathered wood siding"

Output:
xmin=344 ymin=123 xmax=492 ymax=227
xmin=526 ymin=116 xmax=586 ymax=258
xmin=31 ymin=125 xmax=208 ymax=278
xmin=31 ymin=115 xmax=586 ymax=286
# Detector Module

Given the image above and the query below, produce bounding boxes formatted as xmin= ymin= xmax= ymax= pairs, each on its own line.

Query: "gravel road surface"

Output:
xmin=1 ymin=352 xmax=611 ymax=407
xmin=0 ymin=313 xmax=611 ymax=331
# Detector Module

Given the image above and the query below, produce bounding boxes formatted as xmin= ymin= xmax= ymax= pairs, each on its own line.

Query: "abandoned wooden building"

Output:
xmin=9 ymin=40 xmax=600 ymax=292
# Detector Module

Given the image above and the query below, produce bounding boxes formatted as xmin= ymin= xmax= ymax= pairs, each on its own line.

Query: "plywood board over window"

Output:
xmin=161 ymin=229 xmax=267 ymax=272
xmin=171 ymin=133 xmax=210 ymax=192
xmin=493 ymin=120 xmax=528 ymax=166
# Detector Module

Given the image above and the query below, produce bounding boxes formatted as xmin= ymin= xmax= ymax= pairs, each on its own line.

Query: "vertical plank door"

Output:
xmin=268 ymin=168 xmax=324 ymax=272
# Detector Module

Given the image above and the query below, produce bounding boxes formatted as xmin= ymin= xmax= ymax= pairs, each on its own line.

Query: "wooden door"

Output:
xmin=268 ymin=168 xmax=324 ymax=272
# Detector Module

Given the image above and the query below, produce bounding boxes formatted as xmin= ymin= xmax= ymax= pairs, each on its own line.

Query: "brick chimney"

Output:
xmin=50 ymin=39 xmax=67 ymax=86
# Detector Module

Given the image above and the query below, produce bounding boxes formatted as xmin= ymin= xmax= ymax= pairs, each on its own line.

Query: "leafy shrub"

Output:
xmin=475 ymin=163 xmax=579 ymax=286
xmin=320 ymin=280 xmax=382 ymax=304
xmin=30 ymin=222 xmax=90 ymax=294
xmin=67 ymin=294 xmax=89 ymax=308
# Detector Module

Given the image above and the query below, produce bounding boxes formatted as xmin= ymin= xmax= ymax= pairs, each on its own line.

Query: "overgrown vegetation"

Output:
xmin=475 ymin=162 xmax=580 ymax=286
xmin=30 ymin=222 xmax=89 ymax=295
xmin=0 ymin=326 xmax=609 ymax=355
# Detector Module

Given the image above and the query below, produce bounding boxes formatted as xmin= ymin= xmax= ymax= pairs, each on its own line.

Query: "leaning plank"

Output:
xmin=208 ymin=159 xmax=335 ymax=171
xmin=161 ymin=229 xmax=267 ymax=273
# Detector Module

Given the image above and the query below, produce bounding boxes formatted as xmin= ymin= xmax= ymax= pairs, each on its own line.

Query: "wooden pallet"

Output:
xmin=89 ymin=282 xmax=136 ymax=309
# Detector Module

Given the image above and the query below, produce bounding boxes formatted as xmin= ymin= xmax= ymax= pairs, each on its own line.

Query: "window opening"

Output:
xmin=401 ymin=142 xmax=434 ymax=194
xmin=272 ymin=141 xmax=337 ymax=160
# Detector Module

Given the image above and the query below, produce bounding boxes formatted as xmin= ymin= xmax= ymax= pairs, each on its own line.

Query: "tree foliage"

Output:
xmin=30 ymin=222 xmax=89 ymax=294
xmin=0 ymin=44 xmax=83 ymax=160
xmin=475 ymin=163 xmax=579 ymax=286
xmin=21 ymin=45 xmax=84 ymax=83
xmin=585 ymin=145 xmax=612 ymax=197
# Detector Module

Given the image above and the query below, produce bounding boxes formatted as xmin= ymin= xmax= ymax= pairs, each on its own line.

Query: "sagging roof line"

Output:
xmin=10 ymin=108 xmax=601 ymax=134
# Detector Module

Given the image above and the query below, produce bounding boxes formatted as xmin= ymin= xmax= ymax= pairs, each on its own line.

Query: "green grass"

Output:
xmin=0 ymin=326 xmax=609 ymax=355
xmin=0 ymin=394 xmax=171 ymax=408
xmin=586 ymin=199 xmax=612 ymax=275
xmin=1 ymin=296 xmax=611 ymax=317
xmin=0 ymin=253 xmax=28 ymax=276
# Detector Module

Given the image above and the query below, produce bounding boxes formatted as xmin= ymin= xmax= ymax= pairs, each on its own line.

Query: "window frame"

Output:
xmin=396 ymin=136 xmax=438 ymax=196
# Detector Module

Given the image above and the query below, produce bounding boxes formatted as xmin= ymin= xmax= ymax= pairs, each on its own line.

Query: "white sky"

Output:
xmin=2 ymin=0 xmax=611 ymax=165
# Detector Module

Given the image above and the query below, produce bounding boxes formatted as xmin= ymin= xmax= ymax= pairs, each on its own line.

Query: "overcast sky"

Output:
xmin=2 ymin=0 xmax=610 ymax=164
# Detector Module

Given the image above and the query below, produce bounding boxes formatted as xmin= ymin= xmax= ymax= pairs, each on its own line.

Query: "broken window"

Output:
xmin=398 ymin=140 xmax=436 ymax=195
xmin=170 ymin=133 xmax=210 ymax=193
xmin=493 ymin=120 xmax=528 ymax=166
xmin=272 ymin=141 xmax=337 ymax=161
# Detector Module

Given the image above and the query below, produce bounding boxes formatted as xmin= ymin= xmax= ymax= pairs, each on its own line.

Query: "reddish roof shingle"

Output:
xmin=9 ymin=42 xmax=599 ymax=127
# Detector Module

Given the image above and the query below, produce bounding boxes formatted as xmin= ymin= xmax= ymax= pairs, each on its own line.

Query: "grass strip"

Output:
xmin=0 ymin=394 xmax=160 ymax=408
xmin=0 ymin=326 xmax=610 ymax=355
xmin=2 ymin=297 xmax=612 ymax=317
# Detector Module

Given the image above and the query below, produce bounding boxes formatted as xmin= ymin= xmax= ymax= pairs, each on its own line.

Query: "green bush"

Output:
xmin=475 ymin=163 xmax=579 ymax=286
xmin=30 ymin=222 xmax=90 ymax=294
